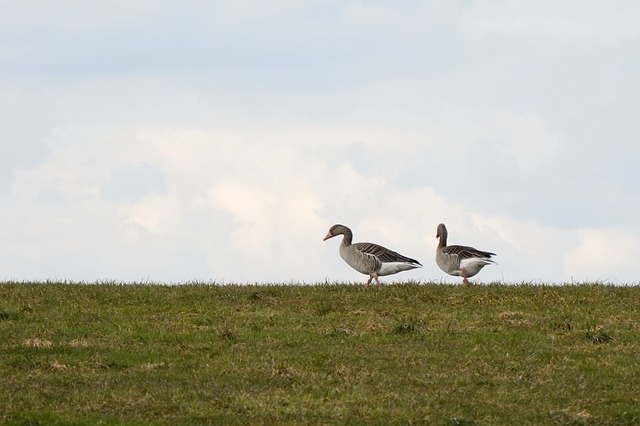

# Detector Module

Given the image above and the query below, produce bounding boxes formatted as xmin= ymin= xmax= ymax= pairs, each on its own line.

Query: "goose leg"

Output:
xmin=461 ymin=268 xmax=469 ymax=286
xmin=364 ymin=276 xmax=373 ymax=289
xmin=374 ymin=273 xmax=382 ymax=290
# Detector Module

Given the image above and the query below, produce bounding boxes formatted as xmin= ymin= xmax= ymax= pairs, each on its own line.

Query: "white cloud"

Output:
xmin=124 ymin=195 xmax=173 ymax=236
xmin=466 ymin=214 xmax=574 ymax=283
xmin=0 ymin=81 xmax=598 ymax=283
xmin=564 ymin=228 xmax=640 ymax=283
xmin=463 ymin=0 xmax=640 ymax=44
xmin=0 ymin=120 xmax=630 ymax=284
xmin=429 ymin=105 xmax=561 ymax=170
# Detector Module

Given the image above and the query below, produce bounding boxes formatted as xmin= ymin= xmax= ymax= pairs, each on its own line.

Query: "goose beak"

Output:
xmin=323 ymin=231 xmax=334 ymax=241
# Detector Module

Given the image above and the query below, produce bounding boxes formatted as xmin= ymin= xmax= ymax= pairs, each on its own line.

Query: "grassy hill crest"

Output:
xmin=1 ymin=282 xmax=639 ymax=425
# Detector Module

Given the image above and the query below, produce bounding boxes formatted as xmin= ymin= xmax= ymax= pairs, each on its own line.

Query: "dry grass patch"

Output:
xmin=497 ymin=310 xmax=533 ymax=327
xmin=68 ymin=339 xmax=89 ymax=348
xmin=22 ymin=338 xmax=53 ymax=348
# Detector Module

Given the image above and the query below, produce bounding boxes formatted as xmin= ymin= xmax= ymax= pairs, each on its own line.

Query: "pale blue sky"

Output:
xmin=1 ymin=1 xmax=639 ymax=283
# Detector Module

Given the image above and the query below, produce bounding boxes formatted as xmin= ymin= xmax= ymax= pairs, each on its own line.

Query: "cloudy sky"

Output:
xmin=2 ymin=1 xmax=639 ymax=284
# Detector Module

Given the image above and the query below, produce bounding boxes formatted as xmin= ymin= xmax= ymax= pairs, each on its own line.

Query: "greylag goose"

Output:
xmin=435 ymin=223 xmax=496 ymax=285
xmin=323 ymin=224 xmax=422 ymax=289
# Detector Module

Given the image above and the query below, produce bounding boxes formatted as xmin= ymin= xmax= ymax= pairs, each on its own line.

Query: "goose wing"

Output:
xmin=442 ymin=244 xmax=495 ymax=261
xmin=354 ymin=242 xmax=422 ymax=266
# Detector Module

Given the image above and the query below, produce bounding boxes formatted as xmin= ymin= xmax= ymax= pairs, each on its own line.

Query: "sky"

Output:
xmin=1 ymin=1 xmax=640 ymax=284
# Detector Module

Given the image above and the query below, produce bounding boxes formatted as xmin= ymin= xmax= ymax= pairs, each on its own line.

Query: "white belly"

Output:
xmin=378 ymin=262 xmax=420 ymax=276
xmin=459 ymin=258 xmax=492 ymax=278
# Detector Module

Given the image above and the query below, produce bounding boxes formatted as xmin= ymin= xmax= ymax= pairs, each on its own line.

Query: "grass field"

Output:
xmin=1 ymin=281 xmax=639 ymax=425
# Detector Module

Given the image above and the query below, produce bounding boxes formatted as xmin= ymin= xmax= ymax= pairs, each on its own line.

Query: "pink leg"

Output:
xmin=374 ymin=273 xmax=382 ymax=290
xmin=364 ymin=276 xmax=372 ymax=289
xmin=461 ymin=268 xmax=469 ymax=286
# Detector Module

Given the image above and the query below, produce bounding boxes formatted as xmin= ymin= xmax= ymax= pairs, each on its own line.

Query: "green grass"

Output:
xmin=1 ymin=281 xmax=639 ymax=425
